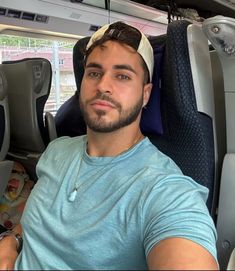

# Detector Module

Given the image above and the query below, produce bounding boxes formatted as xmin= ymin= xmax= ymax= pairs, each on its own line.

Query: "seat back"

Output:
xmin=1 ymin=58 xmax=52 ymax=153
xmin=0 ymin=69 xmax=13 ymax=197
xmin=1 ymin=58 xmax=53 ymax=180
xmin=147 ymin=20 xmax=219 ymax=218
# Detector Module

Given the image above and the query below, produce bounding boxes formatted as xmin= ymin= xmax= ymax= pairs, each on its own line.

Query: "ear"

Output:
xmin=143 ymin=83 xmax=153 ymax=107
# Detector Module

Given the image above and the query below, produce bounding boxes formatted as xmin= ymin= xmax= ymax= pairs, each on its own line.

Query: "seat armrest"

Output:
xmin=0 ymin=160 xmax=14 ymax=198
xmin=45 ymin=112 xmax=57 ymax=141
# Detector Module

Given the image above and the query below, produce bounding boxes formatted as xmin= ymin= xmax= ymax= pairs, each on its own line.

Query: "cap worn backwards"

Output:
xmin=86 ymin=22 xmax=154 ymax=82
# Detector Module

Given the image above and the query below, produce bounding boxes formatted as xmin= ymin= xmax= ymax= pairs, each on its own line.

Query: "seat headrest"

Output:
xmin=73 ymin=37 xmax=90 ymax=90
xmin=140 ymin=37 xmax=165 ymax=135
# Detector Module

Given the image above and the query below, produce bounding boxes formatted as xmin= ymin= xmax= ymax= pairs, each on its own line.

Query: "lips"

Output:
xmin=90 ymin=99 xmax=116 ymax=110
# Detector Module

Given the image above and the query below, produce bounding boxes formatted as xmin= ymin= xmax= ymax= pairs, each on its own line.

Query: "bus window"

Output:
xmin=0 ymin=34 xmax=77 ymax=115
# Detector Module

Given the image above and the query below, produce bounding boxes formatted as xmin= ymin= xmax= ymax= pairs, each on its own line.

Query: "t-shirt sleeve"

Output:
xmin=35 ymin=136 xmax=76 ymax=178
xmin=142 ymin=174 xmax=217 ymax=261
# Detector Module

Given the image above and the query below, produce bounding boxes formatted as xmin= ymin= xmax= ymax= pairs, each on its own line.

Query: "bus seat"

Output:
xmin=55 ymin=20 xmax=220 ymax=218
xmin=0 ymin=70 xmax=14 ymax=197
xmin=147 ymin=20 xmax=220 ymax=219
xmin=0 ymin=58 xmax=56 ymax=180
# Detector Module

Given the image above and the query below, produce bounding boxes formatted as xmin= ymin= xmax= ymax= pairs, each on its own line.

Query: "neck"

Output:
xmin=86 ymin=126 xmax=144 ymax=157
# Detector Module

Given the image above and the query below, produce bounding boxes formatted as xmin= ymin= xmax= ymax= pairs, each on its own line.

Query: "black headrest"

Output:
xmin=73 ymin=37 xmax=90 ymax=90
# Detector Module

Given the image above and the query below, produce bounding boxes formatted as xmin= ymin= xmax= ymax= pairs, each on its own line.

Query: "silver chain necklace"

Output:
xmin=68 ymin=134 xmax=144 ymax=202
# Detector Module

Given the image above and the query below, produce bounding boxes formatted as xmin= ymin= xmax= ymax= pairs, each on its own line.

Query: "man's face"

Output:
xmin=79 ymin=40 xmax=152 ymax=133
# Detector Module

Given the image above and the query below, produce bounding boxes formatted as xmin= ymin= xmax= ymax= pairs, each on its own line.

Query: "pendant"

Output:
xmin=68 ymin=188 xmax=78 ymax=202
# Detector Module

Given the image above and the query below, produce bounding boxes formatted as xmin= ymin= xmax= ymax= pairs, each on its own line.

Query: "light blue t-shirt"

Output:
xmin=15 ymin=136 xmax=217 ymax=270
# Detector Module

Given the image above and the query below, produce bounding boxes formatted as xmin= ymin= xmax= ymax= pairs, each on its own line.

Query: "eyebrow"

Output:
xmin=85 ymin=62 xmax=137 ymax=75
xmin=85 ymin=62 xmax=102 ymax=69
xmin=113 ymin=64 xmax=137 ymax=75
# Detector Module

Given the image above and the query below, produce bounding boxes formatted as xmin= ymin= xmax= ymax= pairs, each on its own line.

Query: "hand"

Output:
xmin=0 ymin=236 xmax=18 ymax=270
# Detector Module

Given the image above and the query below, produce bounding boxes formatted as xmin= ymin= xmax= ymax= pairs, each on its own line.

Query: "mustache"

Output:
xmin=87 ymin=93 xmax=121 ymax=109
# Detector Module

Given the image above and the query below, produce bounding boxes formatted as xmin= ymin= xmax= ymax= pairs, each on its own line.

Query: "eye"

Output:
xmin=86 ymin=71 xmax=102 ymax=79
xmin=116 ymin=74 xmax=131 ymax=80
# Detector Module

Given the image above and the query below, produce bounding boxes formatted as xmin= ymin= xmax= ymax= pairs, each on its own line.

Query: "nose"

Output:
xmin=97 ymin=73 xmax=113 ymax=94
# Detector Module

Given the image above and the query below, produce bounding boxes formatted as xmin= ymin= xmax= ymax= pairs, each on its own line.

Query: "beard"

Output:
xmin=79 ymin=92 xmax=143 ymax=133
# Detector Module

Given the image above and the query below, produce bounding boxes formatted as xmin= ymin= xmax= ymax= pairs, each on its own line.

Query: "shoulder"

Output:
xmin=128 ymin=138 xmax=209 ymax=202
xmin=36 ymin=136 xmax=86 ymax=176
xmin=39 ymin=135 xmax=86 ymax=161
xmin=138 ymin=137 xmax=182 ymax=175
xmin=137 ymin=139 xmax=210 ymax=211
xmin=48 ymin=135 xmax=85 ymax=150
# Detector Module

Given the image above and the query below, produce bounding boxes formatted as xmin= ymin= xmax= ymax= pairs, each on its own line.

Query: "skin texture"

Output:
xmin=147 ymin=237 xmax=218 ymax=270
xmin=0 ymin=224 xmax=22 ymax=270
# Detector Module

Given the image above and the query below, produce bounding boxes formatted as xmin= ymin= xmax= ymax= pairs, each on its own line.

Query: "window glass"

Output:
xmin=0 ymin=34 xmax=77 ymax=115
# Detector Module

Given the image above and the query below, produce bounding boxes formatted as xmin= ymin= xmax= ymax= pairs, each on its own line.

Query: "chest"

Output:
xmin=22 ymin=171 xmax=147 ymax=269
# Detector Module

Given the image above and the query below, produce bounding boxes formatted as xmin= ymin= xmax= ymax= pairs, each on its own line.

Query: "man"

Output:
xmin=0 ymin=21 xmax=218 ymax=270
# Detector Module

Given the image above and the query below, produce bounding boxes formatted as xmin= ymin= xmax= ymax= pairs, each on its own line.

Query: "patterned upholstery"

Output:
xmin=148 ymin=20 xmax=215 ymax=215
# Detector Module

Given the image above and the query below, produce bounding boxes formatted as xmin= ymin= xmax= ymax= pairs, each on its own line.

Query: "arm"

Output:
xmin=147 ymin=237 xmax=218 ymax=270
xmin=0 ymin=224 xmax=22 ymax=270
